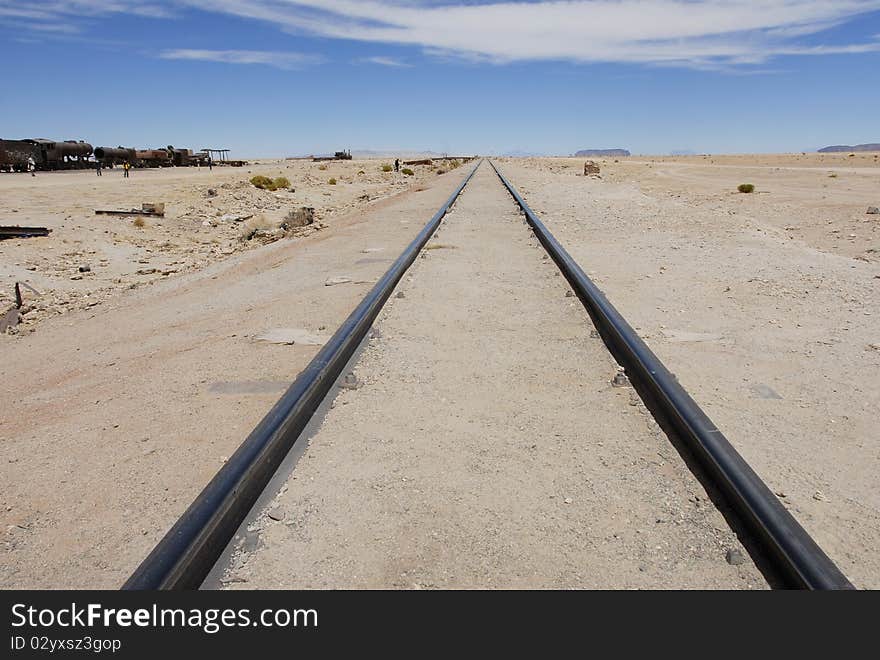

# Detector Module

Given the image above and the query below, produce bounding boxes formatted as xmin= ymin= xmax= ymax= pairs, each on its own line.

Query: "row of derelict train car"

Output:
xmin=0 ymin=138 xmax=241 ymax=172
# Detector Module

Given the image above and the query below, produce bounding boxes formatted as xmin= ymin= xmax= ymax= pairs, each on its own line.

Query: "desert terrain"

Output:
xmin=1 ymin=152 xmax=877 ymax=588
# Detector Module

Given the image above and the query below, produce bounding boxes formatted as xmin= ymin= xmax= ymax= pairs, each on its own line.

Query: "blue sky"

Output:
xmin=1 ymin=1 xmax=879 ymax=157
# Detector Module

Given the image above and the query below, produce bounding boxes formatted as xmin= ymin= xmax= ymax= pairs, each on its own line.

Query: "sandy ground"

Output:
xmin=0 ymin=158 xmax=456 ymax=329
xmin=0 ymin=163 xmax=469 ymax=588
xmin=494 ymin=153 xmax=880 ymax=587
xmin=218 ymin=164 xmax=764 ymax=589
xmin=1 ymin=151 xmax=876 ymax=589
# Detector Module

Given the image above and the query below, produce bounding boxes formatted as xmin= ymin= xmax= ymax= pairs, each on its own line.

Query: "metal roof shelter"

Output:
xmin=202 ymin=149 xmax=231 ymax=162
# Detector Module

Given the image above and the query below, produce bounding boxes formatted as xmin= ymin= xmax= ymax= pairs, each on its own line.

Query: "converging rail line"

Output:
xmin=124 ymin=160 xmax=853 ymax=590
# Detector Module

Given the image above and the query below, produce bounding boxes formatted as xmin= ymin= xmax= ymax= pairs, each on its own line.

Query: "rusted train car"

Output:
xmin=26 ymin=139 xmax=93 ymax=170
xmin=2 ymin=138 xmax=93 ymax=171
xmin=135 ymin=149 xmax=172 ymax=168
xmin=0 ymin=139 xmax=37 ymax=172
xmin=94 ymin=146 xmax=136 ymax=166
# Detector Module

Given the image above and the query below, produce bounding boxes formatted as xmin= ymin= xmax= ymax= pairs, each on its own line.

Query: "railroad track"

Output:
xmin=124 ymin=160 xmax=853 ymax=590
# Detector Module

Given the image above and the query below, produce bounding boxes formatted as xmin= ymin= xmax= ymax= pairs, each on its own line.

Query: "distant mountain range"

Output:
xmin=574 ymin=148 xmax=631 ymax=157
xmin=817 ymin=143 xmax=880 ymax=153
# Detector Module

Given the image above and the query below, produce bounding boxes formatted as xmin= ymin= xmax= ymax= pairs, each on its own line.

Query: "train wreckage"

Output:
xmin=0 ymin=138 xmax=244 ymax=172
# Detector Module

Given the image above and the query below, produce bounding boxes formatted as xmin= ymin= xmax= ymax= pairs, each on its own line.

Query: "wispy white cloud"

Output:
xmin=4 ymin=1 xmax=880 ymax=70
xmin=358 ymin=55 xmax=412 ymax=67
xmin=0 ymin=1 xmax=176 ymax=33
xmin=180 ymin=0 xmax=880 ymax=68
xmin=159 ymin=48 xmax=322 ymax=69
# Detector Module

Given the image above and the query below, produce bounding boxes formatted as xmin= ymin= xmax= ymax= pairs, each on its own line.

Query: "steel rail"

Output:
xmin=123 ymin=160 xmax=482 ymax=590
xmin=488 ymin=160 xmax=854 ymax=590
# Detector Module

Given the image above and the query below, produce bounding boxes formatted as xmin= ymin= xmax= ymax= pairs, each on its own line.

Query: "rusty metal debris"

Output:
xmin=95 ymin=203 xmax=165 ymax=218
xmin=0 ymin=226 xmax=51 ymax=240
xmin=1 ymin=282 xmax=39 ymax=333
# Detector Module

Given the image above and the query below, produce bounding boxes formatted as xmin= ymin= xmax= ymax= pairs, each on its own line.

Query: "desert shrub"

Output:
xmin=737 ymin=183 xmax=755 ymax=193
xmin=381 ymin=164 xmax=393 ymax=172
xmin=133 ymin=217 xmax=145 ymax=228
xmin=436 ymin=168 xmax=446 ymax=175
xmin=449 ymin=159 xmax=461 ymax=169
xmin=251 ymin=175 xmax=291 ymax=191
xmin=328 ymin=178 xmax=337 ymax=185
xmin=318 ymin=164 xmax=327 ymax=170
xmin=357 ymin=170 xmax=365 ymax=175
xmin=828 ymin=173 xmax=838 ymax=178
xmin=401 ymin=168 xmax=414 ymax=176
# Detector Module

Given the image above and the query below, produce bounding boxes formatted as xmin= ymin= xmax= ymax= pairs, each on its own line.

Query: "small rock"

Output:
xmin=325 ymin=276 xmax=353 ymax=286
xmin=611 ymin=371 xmax=630 ymax=388
xmin=266 ymin=506 xmax=285 ymax=522
xmin=726 ymin=549 xmax=746 ymax=566
xmin=813 ymin=490 xmax=828 ymax=502
xmin=340 ymin=373 xmax=360 ymax=390
xmin=395 ymin=291 xmax=405 ymax=299
xmin=563 ymin=497 xmax=573 ymax=505
xmin=77 ymin=265 xmax=89 ymax=273
xmin=867 ymin=206 xmax=880 ymax=215
xmin=565 ymin=290 xmax=575 ymax=298
xmin=590 ymin=329 xmax=600 ymax=339
xmin=206 ymin=189 xmax=217 ymax=197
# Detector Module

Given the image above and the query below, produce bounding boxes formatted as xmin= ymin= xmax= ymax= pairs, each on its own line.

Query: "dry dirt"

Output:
xmin=0 ymin=158 xmax=453 ymax=330
xmin=0 ymin=160 xmax=469 ymax=588
xmin=1 ymin=152 xmax=877 ymax=589
xmin=217 ymin=164 xmax=765 ymax=589
xmin=493 ymin=153 xmax=880 ymax=587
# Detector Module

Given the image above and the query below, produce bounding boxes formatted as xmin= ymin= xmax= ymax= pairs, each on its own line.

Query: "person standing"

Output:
xmin=123 ymin=161 xmax=130 ymax=178
xmin=96 ymin=161 xmax=102 ymax=176
xmin=394 ymin=158 xmax=400 ymax=172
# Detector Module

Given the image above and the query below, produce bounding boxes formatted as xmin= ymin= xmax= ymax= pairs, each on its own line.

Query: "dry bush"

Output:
xmin=328 ymin=178 xmax=337 ymax=185
xmin=401 ymin=168 xmax=414 ymax=176
xmin=250 ymin=175 xmax=290 ymax=191
xmin=737 ymin=183 xmax=755 ymax=193
xmin=318 ymin=164 xmax=327 ymax=171
xmin=381 ymin=164 xmax=392 ymax=172
xmin=133 ymin=217 xmax=145 ymax=228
